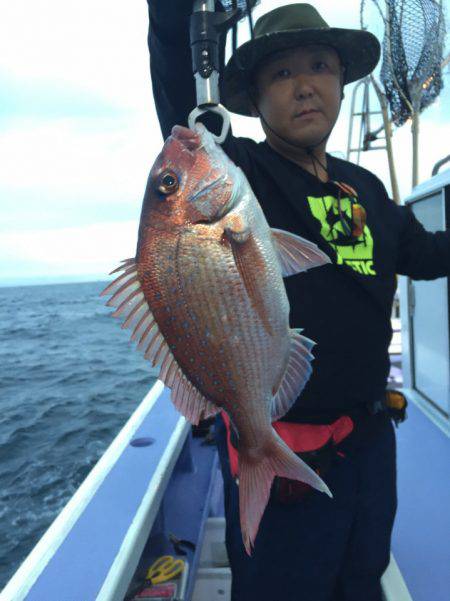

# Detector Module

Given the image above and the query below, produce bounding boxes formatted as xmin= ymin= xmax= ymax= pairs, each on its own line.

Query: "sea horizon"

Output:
xmin=0 ymin=275 xmax=110 ymax=288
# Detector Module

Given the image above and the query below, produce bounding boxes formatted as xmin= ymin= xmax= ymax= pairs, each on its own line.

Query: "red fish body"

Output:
xmin=102 ymin=124 xmax=332 ymax=553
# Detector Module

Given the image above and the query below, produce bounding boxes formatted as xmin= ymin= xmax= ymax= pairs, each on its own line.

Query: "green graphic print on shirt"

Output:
xmin=307 ymin=195 xmax=376 ymax=276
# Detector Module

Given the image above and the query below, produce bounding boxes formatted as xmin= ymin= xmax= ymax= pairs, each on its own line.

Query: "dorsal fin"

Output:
xmin=101 ymin=260 xmax=220 ymax=425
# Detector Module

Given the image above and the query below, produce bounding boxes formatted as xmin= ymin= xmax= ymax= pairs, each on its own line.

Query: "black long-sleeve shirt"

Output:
xmin=147 ymin=2 xmax=450 ymax=421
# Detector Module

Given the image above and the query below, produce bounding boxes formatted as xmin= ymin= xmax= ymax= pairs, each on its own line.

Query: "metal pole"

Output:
xmin=370 ymin=75 xmax=401 ymax=204
xmin=359 ymin=1 xmax=400 ymax=203
xmin=192 ymin=0 xmax=220 ymax=107
xmin=346 ymin=80 xmax=364 ymax=160
xmin=189 ymin=0 xmax=234 ymax=142
xmin=432 ymin=155 xmax=450 ymax=176
xmin=194 ymin=0 xmax=214 ymax=8
xmin=411 ymin=110 xmax=420 ymax=189
xmin=357 ymin=87 xmax=365 ymax=165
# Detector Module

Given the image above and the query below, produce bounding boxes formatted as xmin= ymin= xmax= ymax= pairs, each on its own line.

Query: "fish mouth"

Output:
xmin=171 ymin=125 xmax=201 ymax=151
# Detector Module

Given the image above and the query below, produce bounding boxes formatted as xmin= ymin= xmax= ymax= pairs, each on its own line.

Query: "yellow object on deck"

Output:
xmin=145 ymin=555 xmax=185 ymax=584
xmin=386 ymin=390 xmax=407 ymax=410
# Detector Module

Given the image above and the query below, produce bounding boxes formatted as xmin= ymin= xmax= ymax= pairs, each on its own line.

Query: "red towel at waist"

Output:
xmin=221 ymin=411 xmax=354 ymax=479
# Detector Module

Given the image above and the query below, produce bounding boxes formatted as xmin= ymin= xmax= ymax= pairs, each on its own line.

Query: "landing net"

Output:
xmin=372 ymin=0 xmax=446 ymax=126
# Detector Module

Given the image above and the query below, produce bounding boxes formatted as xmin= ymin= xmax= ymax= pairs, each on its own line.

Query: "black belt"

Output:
xmin=279 ymin=399 xmax=386 ymax=426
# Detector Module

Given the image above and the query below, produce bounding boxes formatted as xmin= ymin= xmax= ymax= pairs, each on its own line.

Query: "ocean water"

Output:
xmin=0 ymin=281 xmax=157 ymax=590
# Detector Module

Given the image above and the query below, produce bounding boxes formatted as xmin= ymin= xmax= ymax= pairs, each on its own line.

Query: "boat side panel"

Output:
xmin=126 ymin=435 xmax=220 ymax=600
xmin=25 ymin=388 xmax=182 ymax=601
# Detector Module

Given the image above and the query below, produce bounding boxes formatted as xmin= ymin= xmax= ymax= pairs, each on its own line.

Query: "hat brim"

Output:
xmin=222 ymin=28 xmax=381 ymax=116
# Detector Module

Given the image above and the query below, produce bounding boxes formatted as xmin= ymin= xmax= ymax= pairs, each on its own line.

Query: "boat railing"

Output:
xmin=1 ymin=381 xmax=190 ymax=601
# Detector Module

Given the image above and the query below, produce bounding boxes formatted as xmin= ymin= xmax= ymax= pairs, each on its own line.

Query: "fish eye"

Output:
xmin=157 ymin=171 xmax=179 ymax=195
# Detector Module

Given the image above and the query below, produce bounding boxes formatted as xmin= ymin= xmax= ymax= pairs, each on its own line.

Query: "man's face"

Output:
xmin=253 ymin=44 xmax=344 ymax=149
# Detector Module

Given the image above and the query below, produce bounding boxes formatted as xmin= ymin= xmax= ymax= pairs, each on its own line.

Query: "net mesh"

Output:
xmin=377 ymin=0 xmax=446 ymax=126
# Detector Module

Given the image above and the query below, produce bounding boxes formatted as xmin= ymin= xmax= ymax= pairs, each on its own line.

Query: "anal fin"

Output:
xmin=271 ymin=329 xmax=316 ymax=421
xmin=170 ymin=367 xmax=220 ymax=425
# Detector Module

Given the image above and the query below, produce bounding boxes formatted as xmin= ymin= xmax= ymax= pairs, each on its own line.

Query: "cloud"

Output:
xmin=0 ymin=221 xmax=137 ymax=284
xmin=0 ymin=0 xmax=152 ymax=111
xmin=1 ymin=0 xmax=449 ymax=284
xmin=0 ymin=113 xmax=163 ymax=230
xmin=0 ymin=73 xmax=128 ymax=122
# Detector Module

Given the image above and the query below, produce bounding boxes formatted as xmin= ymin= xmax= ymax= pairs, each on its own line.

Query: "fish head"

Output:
xmin=143 ymin=123 xmax=239 ymax=227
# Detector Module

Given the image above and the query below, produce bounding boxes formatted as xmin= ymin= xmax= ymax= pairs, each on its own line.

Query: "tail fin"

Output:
xmin=238 ymin=429 xmax=332 ymax=555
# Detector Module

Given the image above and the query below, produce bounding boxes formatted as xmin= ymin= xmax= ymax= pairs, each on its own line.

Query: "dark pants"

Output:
xmin=214 ymin=411 xmax=397 ymax=601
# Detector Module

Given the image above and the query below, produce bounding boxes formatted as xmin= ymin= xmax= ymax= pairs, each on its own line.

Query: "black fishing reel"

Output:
xmin=219 ymin=0 xmax=259 ymax=11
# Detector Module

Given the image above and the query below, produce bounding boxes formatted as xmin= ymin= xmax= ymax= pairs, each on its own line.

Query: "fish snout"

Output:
xmin=171 ymin=125 xmax=201 ymax=151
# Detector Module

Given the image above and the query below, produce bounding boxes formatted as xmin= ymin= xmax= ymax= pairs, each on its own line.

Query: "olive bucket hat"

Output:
xmin=222 ymin=3 xmax=381 ymax=116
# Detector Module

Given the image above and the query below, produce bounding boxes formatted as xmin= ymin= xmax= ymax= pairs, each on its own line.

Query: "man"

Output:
xmin=147 ymin=3 xmax=449 ymax=600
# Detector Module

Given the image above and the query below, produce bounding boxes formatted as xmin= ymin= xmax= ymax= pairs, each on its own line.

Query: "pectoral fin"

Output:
xmin=225 ymin=229 xmax=274 ymax=336
xmin=271 ymin=228 xmax=331 ymax=277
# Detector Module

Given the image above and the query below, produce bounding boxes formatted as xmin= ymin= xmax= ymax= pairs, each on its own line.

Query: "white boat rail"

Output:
xmin=1 ymin=381 xmax=190 ymax=601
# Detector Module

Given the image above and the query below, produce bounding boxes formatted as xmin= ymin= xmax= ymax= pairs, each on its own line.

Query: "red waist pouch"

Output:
xmin=221 ymin=411 xmax=354 ymax=503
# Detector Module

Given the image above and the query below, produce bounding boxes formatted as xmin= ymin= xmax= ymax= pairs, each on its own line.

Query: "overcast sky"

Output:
xmin=1 ymin=0 xmax=449 ymax=286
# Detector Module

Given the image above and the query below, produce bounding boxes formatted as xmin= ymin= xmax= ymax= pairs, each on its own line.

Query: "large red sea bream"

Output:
xmin=101 ymin=123 xmax=332 ymax=553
